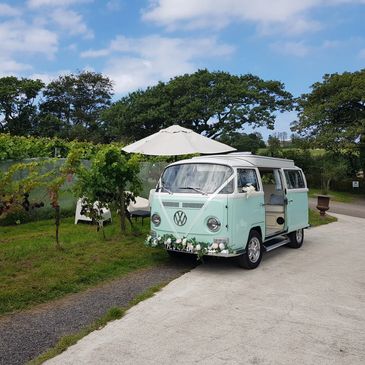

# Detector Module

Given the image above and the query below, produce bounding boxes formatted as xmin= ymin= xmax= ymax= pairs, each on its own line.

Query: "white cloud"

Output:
xmin=106 ymin=0 xmax=122 ymax=11
xmin=82 ymin=34 xmax=234 ymax=93
xmin=142 ymin=0 xmax=365 ymax=34
xmin=270 ymin=41 xmax=311 ymax=57
xmin=0 ymin=3 xmax=21 ymax=16
xmin=0 ymin=20 xmax=58 ymax=57
xmin=27 ymin=0 xmax=89 ymax=8
xmin=0 ymin=57 xmax=32 ymax=76
xmin=51 ymin=8 xmax=93 ymax=38
xmin=29 ymin=69 xmax=71 ymax=84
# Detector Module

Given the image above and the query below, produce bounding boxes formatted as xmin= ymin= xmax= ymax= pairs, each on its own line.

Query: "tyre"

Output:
xmin=287 ymin=228 xmax=304 ymax=249
xmin=238 ymin=230 xmax=263 ymax=269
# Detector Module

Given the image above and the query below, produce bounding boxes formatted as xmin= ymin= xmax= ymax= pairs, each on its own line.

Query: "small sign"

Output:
xmin=352 ymin=181 xmax=359 ymax=188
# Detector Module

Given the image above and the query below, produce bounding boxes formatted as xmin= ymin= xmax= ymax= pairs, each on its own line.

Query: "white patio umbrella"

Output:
xmin=122 ymin=125 xmax=236 ymax=156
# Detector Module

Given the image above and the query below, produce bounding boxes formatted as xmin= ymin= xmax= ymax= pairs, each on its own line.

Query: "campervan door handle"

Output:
xmin=284 ymin=197 xmax=293 ymax=205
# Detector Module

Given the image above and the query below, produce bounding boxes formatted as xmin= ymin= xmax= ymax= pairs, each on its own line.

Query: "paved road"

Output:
xmin=47 ymin=214 xmax=365 ymax=365
xmin=309 ymin=197 xmax=365 ymax=218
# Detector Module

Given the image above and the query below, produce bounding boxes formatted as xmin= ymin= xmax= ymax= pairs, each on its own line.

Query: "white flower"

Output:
xmin=182 ymin=238 xmax=187 ymax=245
xmin=221 ymin=250 xmax=228 ymax=254
xmin=219 ymin=243 xmax=225 ymax=250
xmin=195 ymin=244 xmax=201 ymax=251
xmin=212 ymin=243 xmax=218 ymax=250
xmin=147 ymin=235 xmax=152 ymax=242
xmin=176 ymin=239 xmax=182 ymax=244
xmin=166 ymin=238 xmax=172 ymax=244
xmin=157 ymin=236 xmax=161 ymax=241
xmin=187 ymin=244 xmax=193 ymax=251
xmin=151 ymin=239 xmax=158 ymax=247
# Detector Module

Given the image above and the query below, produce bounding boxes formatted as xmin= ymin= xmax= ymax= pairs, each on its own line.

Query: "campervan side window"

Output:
xmin=237 ymin=169 xmax=260 ymax=191
xmin=284 ymin=170 xmax=305 ymax=189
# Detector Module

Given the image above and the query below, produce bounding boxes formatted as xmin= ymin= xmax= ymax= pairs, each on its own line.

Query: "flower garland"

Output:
xmin=145 ymin=233 xmax=232 ymax=259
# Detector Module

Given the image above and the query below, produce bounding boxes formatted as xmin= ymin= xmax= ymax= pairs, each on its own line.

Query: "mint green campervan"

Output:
xmin=147 ymin=153 xmax=309 ymax=269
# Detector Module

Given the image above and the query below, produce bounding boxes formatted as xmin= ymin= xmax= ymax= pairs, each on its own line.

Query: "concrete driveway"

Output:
xmin=47 ymin=214 xmax=365 ymax=365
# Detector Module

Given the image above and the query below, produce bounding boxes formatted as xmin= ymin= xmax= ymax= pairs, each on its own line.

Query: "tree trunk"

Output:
xmin=54 ymin=205 xmax=62 ymax=250
xmin=360 ymin=133 xmax=365 ymax=178
xmin=326 ymin=178 xmax=331 ymax=194
xmin=119 ymin=193 xmax=126 ymax=233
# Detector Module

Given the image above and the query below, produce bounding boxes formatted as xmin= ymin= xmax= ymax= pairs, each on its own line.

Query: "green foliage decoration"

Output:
xmin=145 ymin=233 xmax=233 ymax=260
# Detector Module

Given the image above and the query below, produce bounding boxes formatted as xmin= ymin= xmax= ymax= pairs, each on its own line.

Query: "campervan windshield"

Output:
xmin=159 ymin=163 xmax=233 ymax=194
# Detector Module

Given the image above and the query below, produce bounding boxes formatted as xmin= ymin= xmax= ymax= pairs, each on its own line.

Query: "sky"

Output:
xmin=1 ymin=0 xmax=365 ymax=138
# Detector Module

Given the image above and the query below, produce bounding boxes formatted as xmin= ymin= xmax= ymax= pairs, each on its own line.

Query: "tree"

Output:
xmin=0 ymin=76 xmax=44 ymax=135
xmin=267 ymin=135 xmax=282 ymax=157
xmin=43 ymin=148 xmax=82 ymax=249
xmin=319 ymin=153 xmax=350 ymax=194
xmin=292 ymin=69 xmax=365 ymax=173
xmin=218 ymin=131 xmax=265 ymax=153
xmin=38 ymin=71 xmax=113 ymax=142
xmin=0 ymin=161 xmax=44 ymax=219
xmin=102 ymin=69 xmax=293 ymax=141
xmin=75 ymin=146 xmax=141 ymax=234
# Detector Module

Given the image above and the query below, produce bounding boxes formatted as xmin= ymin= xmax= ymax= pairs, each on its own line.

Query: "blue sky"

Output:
xmin=1 ymin=0 xmax=365 ymax=138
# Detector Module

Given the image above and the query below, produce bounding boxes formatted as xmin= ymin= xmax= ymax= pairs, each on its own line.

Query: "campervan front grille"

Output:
xmin=182 ymin=203 xmax=204 ymax=209
xmin=162 ymin=201 xmax=179 ymax=208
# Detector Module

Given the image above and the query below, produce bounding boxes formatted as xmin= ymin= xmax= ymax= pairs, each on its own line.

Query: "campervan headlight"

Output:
xmin=151 ymin=213 xmax=161 ymax=227
xmin=207 ymin=217 xmax=221 ymax=232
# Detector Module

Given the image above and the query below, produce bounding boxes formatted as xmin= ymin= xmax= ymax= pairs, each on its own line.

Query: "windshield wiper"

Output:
xmin=179 ymin=186 xmax=207 ymax=195
xmin=160 ymin=182 xmax=173 ymax=194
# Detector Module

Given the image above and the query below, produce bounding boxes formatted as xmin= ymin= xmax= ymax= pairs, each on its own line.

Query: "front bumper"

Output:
xmin=166 ymin=248 xmax=243 ymax=258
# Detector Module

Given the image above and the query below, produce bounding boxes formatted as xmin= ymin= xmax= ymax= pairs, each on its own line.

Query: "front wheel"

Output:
xmin=287 ymin=228 xmax=304 ymax=249
xmin=238 ymin=230 xmax=263 ymax=269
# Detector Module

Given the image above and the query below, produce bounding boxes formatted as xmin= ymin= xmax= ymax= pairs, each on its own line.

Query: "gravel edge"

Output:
xmin=0 ymin=260 xmax=196 ymax=365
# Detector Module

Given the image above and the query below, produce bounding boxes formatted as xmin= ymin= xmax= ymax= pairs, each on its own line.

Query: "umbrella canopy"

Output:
xmin=122 ymin=125 xmax=236 ymax=156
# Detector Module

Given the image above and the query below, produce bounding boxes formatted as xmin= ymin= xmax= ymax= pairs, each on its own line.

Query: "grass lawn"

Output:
xmin=309 ymin=209 xmax=337 ymax=227
xmin=0 ymin=217 xmax=168 ymax=316
xmin=309 ymin=188 xmax=365 ymax=203
xmin=0 ymin=208 xmax=336 ymax=317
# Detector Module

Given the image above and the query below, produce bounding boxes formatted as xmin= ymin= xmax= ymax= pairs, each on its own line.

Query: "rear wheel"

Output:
xmin=238 ymin=230 xmax=263 ymax=269
xmin=287 ymin=228 xmax=304 ymax=249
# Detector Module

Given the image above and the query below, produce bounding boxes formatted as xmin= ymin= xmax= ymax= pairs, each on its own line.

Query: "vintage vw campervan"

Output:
xmin=146 ymin=152 xmax=308 ymax=269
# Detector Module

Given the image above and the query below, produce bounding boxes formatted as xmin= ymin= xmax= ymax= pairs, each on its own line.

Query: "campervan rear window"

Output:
xmin=160 ymin=163 xmax=233 ymax=194
xmin=284 ymin=170 xmax=305 ymax=189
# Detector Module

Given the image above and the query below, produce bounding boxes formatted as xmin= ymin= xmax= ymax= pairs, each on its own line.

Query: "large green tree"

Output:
xmin=102 ymin=69 xmax=293 ymax=141
xmin=292 ymin=69 xmax=365 ymax=173
xmin=38 ymin=71 xmax=113 ymax=142
xmin=0 ymin=77 xmax=44 ymax=135
xmin=218 ymin=131 xmax=265 ymax=153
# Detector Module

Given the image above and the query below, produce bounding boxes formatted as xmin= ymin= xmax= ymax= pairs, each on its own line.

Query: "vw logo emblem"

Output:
xmin=173 ymin=210 xmax=187 ymax=226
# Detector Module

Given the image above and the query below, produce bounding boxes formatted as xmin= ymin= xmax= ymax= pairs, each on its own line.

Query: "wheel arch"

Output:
xmin=242 ymin=225 xmax=263 ymax=251
xmin=250 ymin=225 xmax=263 ymax=239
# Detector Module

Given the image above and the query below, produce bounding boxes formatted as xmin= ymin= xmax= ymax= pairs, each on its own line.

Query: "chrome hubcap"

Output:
xmin=248 ymin=237 xmax=261 ymax=263
xmin=296 ymin=229 xmax=303 ymax=242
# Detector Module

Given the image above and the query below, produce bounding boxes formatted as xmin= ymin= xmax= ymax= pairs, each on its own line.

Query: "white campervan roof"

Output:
xmin=185 ymin=152 xmax=296 ymax=169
